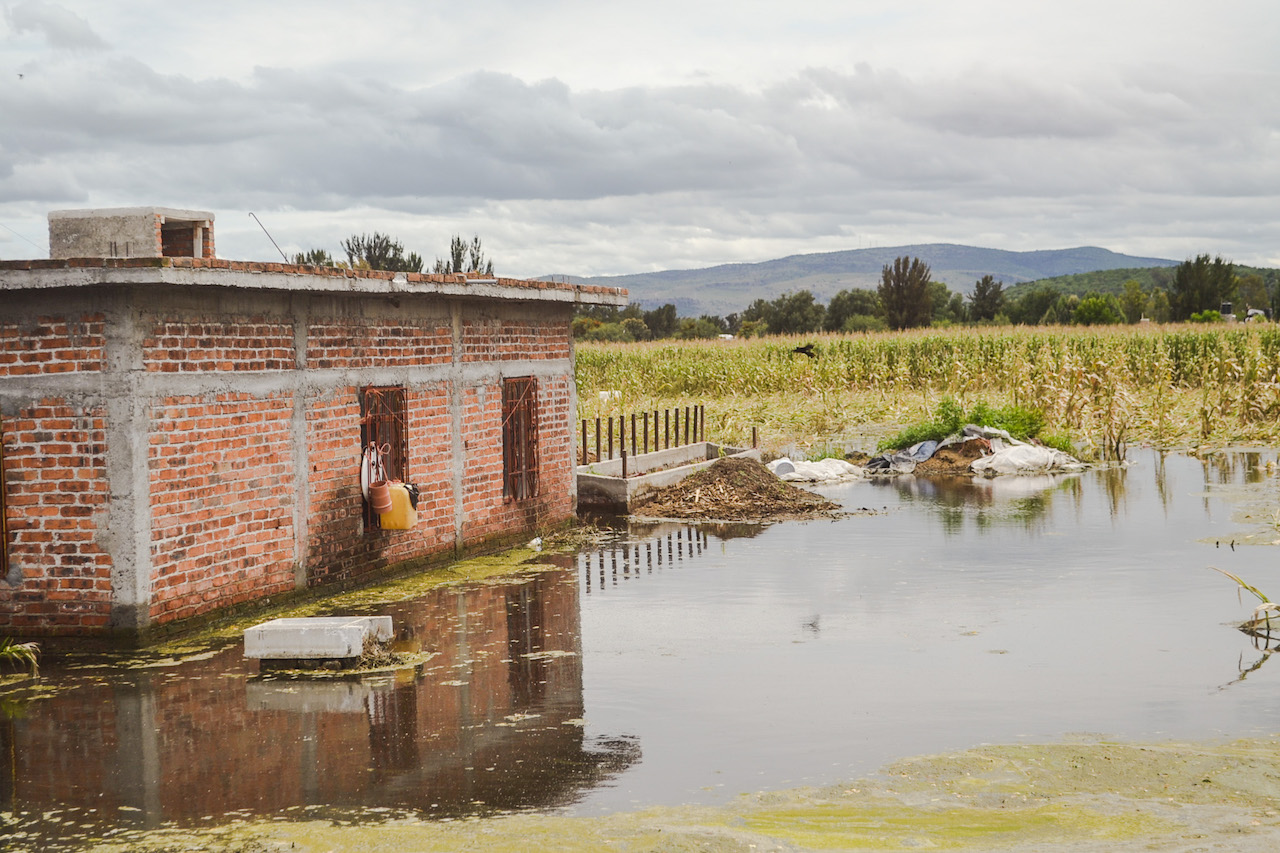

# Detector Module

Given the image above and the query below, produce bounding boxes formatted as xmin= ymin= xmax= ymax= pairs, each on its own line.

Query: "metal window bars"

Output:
xmin=502 ymin=377 xmax=538 ymax=501
xmin=0 ymin=422 xmax=7 ymax=578
xmin=361 ymin=386 xmax=408 ymax=528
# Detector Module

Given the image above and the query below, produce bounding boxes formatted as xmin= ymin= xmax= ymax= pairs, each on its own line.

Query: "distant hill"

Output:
xmin=543 ymin=245 xmax=1179 ymax=317
xmin=1007 ymin=264 xmax=1279 ymax=301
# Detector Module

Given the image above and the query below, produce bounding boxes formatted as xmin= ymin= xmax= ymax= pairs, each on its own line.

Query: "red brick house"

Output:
xmin=0 ymin=208 xmax=626 ymax=642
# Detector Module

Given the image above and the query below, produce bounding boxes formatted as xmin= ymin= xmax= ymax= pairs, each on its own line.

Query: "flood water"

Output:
xmin=3 ymin=448 xmax=1280 ymax=846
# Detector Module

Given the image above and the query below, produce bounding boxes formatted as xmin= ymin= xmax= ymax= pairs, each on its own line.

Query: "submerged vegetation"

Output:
xmin=576 ymin=325 xmax=1280 ymax=457
xmin=0 ymin=637 xmax=39 ymax=677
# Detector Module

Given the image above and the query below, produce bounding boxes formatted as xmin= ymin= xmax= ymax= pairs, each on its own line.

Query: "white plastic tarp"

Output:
xmin=969 ymin=444 xmax=1086 ymax=477
xmin=767 ymin=457 xmax=864 ymax=483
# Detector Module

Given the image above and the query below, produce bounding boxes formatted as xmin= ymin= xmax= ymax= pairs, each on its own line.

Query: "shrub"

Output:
xmin=879 ymin=398 xmax=1049 ymax=450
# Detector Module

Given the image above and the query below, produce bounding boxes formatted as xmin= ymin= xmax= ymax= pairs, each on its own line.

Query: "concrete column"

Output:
xmin=290 ymin=295 xmax=310 ymax=589
xmin=449 ymin=301 xmax=466 ymax=552
xmin=104 ymin=288 xmax=153 ymax=633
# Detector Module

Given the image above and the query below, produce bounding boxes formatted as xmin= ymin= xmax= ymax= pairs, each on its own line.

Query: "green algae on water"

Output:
xmin=77 ymin=737 xmax=1280 ymax=853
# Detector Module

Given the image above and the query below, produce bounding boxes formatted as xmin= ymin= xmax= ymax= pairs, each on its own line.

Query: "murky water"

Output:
xmin=3 ymin=449 xmax=1279 ymax=847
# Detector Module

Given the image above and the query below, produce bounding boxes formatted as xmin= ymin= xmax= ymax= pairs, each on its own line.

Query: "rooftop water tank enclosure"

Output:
xmin=48 ymin=206 xmax=215 ymax=259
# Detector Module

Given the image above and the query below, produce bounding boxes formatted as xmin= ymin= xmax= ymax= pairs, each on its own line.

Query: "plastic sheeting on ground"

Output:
xmin=767 ymin=457 xmax=865 ymax=483
xmin=969 ymin=444 xmax=1087 ymax=477
xmin=863 ymin=439 xmax=940 ymax=474
xmin=864 ymin=423 xmax=1087 ymax=477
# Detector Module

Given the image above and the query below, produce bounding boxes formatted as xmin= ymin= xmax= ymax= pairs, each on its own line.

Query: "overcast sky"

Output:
xmin=1 ymin=1 xmax=1277 ymax=276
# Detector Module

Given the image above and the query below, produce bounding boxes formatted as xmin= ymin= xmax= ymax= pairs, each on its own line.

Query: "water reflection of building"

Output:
xmin=1 ymin=568 xmax=637 ymax=843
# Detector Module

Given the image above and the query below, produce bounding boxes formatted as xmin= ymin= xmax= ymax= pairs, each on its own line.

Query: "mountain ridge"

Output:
xmin=543 ymin=244 xmax=1179 ymax=317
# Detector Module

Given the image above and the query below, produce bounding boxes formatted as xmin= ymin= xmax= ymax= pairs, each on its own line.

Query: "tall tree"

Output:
xmin=1072 ymin=293 xmax=1123 ymax=326
xmin=741 ymin=291 xmax=825 ymax=334
xmin=824 ymin=288 xmax=882 ymax=331
xmin=1007 ymin=286 xmax=1059 ymax=325
xmin=341 ymin=233 xmax=424 ymax=272
xmin=293 ymin=248 xmax=336 ymax=267
xmin=1169 ymin=254 xmax=1235 ymax=321
xmin=878 ymin=256 xmax=932 ymax=330
xmin=642 ymin=304 xmax=678 ymax=338
xmin=434 ymin=234 xmax=494 ymax=275
xmin=928 ymin=281 xmax=966 ymax=324
xmin=1119 ymin=279 xmax=1147 ymax=324
xmin=1145 ymin=289 xmax=1172 ymax=323
xmin=968 ymin=275 xmax=1005 ymax=321
xmin=770 ymin=290 xmax=826 ymax=334
xmin=1236 ymin=273 xmax=1269 ymax=311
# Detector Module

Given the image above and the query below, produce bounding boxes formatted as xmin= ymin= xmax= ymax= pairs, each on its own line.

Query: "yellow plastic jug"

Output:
xmin=378 ymin=482 xmax=418 ymax=530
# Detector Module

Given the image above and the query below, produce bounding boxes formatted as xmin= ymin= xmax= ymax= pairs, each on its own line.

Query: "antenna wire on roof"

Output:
xmin=249 ymin=212 xmax=289 ymax=263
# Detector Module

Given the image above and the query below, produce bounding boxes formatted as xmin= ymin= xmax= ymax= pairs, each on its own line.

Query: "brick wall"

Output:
xmin=147 ymin=393 xmax=296 ymax=623
xmin=305 ymin=383 xmax=458 ymax=587
xmin=462 ymin=318 xmax=571 ymax=362
xmin=1 ymin=283 xmax=588 ymax=638
xmin=307 ymin=319 xmax=451 ymax=370
xmin=0 ymin=399 xmax=112 ymax=632
xmin=142 ymin=318 xmax=294 ymax=372
xmin=460 ymin=374 xmax=574 ymax=545
xmin=0 ymin=313 xmax=104 ymax=375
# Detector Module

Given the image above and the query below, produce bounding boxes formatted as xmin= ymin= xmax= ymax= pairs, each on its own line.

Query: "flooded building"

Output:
xmin=0 ymin=207 xmax=626 ymax=642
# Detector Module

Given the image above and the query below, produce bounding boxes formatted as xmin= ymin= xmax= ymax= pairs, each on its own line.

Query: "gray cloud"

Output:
xmin=5 ymin=0 xmax=106 ymax=50
xmin=0 ymin=30 xmax=1277 ymax=272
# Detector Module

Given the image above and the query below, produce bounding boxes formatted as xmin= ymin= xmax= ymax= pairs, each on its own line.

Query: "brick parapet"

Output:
xmin=0 ymin=258 xmax=628 ymax=306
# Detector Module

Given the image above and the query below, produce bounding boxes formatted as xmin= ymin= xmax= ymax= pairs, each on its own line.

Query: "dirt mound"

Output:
xmin=912 ymin=438 xmax=990 ymax=476
xmin=633 ymin=457 xmax=839 ymax=521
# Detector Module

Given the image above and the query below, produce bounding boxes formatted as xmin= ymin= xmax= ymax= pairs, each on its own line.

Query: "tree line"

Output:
xmin=293 ymin=232 xmax=495 ymax=275
xmin=574 ymin=254 xmax=1277 ymax=342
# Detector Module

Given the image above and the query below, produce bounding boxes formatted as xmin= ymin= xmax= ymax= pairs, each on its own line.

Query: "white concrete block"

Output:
xmin=243 ymin=616 xmax=393 ymax=660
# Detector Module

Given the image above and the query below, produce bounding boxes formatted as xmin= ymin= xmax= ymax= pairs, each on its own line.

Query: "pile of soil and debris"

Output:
xmin=633 ymin=457 xmax=840 ymax=521
xmin=911 ymin=437 xmax=991 ymax=476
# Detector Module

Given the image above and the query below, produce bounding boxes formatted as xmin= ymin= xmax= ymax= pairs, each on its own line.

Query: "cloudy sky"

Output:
xmin=1 ymin=1 xmax=1277 ymax=276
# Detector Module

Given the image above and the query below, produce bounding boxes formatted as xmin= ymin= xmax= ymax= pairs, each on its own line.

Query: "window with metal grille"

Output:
xmin=361 ymin=386 xmax=408 ymax=530
xmin=1 ymin=423 xmax=8 ymax=579
xmin=502 ymin=377 xmax=538 ymax=501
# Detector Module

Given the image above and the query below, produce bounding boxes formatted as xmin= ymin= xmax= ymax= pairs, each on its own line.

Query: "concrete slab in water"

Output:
xmin=243 ymin=616 xmax=393 ymax=660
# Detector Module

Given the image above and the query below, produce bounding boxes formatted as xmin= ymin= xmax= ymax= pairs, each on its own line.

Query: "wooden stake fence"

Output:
xmin=581 ymin=404 xmax=706 ymax=464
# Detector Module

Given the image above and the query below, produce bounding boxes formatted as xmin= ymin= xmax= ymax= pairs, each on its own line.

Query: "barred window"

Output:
xmin=502 ymin=377 xmax=538 ymax=501
xmin=1 ymin=422 xmax=8 ymax=578
xmin=361 ymin=386 xmax=408 ymax=529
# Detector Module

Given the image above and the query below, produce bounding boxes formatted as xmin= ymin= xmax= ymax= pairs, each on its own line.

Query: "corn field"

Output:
xmin=575 ymin=325 xmax=1280 ymax=457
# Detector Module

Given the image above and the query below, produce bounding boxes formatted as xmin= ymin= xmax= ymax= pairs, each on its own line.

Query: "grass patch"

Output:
xmin=877 ymin=397 xmax=1052 ymax=452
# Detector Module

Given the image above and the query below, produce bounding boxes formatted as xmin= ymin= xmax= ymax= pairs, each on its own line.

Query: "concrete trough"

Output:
xmin=243 ymin=616 xmax=393 ymax=664
xmin=577 ymin=441 xmax=759 ymax=513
